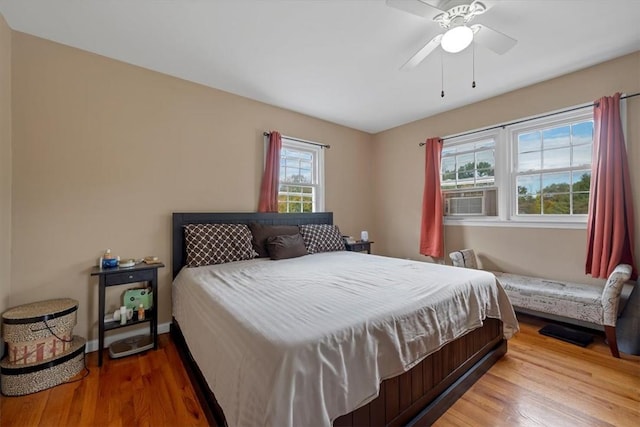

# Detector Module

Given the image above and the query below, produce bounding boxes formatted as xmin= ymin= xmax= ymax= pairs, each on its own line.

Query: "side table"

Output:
xmin=345 ymin=241 xmax=374 ymax=254
xmin=90 ymin=262 xmax=164 ymax=366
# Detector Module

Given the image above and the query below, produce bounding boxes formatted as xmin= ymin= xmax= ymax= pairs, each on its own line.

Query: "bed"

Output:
xmin=171 ymin=212 xmax=518 ymax=426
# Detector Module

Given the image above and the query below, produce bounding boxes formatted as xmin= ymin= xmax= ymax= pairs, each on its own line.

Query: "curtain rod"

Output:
xmin=263 ymin=132 xmax=330 ymax=149
xmin=418 ymin=92 xmax=640 ymax=147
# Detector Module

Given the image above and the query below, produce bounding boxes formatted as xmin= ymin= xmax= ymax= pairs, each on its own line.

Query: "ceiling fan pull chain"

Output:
xmin=472 ymin=42 xmax=476 ymax=89
xmin=441 ymin=50 xmax=445 ymax=98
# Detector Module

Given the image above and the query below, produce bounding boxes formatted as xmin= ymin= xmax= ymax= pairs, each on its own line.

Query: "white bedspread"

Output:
xmin=172 ymin=251 xmax=518 ymax=427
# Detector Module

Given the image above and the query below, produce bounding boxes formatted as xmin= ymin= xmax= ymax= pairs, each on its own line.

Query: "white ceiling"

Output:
xmin=1 ymin=0 xmax=639 ymax=133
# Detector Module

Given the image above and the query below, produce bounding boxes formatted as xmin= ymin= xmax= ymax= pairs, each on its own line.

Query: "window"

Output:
xmin=440 ymin=106 xmax=601 ymax=227
xmin=277 ymin=138 xmax=324 ymax=213
xmin=513 ymin=118 xmax=593 ymax=217
xmin=441 ymin=132 xmax=498 ymax=217
xmin=441 ymin=136 xmax=496 ymax=190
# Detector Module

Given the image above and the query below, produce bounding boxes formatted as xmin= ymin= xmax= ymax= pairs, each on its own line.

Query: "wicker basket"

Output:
xmin=0 ymin=336 xmax=86 ymax=396
xmin=2 ymin=298 xmax=78 ymax=365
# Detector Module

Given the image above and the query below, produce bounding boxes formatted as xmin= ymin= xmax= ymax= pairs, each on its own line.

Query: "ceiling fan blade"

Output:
xmin=400 ymin=34 xmax=443 ymax=70
xmin=386 ymin=0 xmax=443 ymax=18
xmin=471 ymin=24 xmax=517 ymax=55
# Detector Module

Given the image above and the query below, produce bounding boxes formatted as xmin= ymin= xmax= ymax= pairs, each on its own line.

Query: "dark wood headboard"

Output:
xmin=171 ymin=212 xmax=334 ymax=278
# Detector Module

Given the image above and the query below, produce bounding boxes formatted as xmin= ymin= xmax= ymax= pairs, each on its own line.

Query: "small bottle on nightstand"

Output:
xmin=138 ymin=304 xmax=145 ymax=321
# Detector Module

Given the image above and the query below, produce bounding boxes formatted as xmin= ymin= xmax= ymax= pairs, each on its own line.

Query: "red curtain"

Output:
xmin=258 ymin=131 xmax=282 ymax=213
xmin=420 ymin=137 xmax=444 ymax=258
xmin=586 ymin=93 xmax=637 ymax=279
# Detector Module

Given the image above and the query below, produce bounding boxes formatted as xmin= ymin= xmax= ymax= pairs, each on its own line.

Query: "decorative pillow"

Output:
xmin=184 ymin=224 xmax=257 ymax=267
xmin=248 ymin=223 xmax=300 ymax=258
xmin=266 ymin=234 xmax=308 ymax=260
xmin=299 ymin=224 xmax=345 ymax=254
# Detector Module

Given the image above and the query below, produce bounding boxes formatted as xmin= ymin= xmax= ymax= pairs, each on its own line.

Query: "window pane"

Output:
xmin=476 ymin=150 xmax=495 ymax=168
xmin=572 ymin=143 xmax=592 ymax=166
xmin=572 ymin=121 xmax=593 ymax=145
xmin=517 ymin=175 xmax=540 ymax=195
xmin=573 ymin=193 xmax=589 ymax=214
xmin=543 ymin=147 xmax=570 ymax=169
xmin=518 ymin=151 xmax=541 ymax=171
xmin=442 ymin=157 xmax=456 ymax=180
xmin=572 ymin=170 xmax=591 ymax=192
xmin=543 ymin=125 xmax=570 ymax=149
xmin=518 ymin=197 xmax=540 ymax=214
xmin=299 ymin=170 xmax=312 ymax=183
xmin=518 ymin=131 xmax=541 ymax=153
xmin=456 ymin=153 xmax=475 ymax=180
xmin=476 ymin=167 xmax=495 ymax=179
xmin=517 ymin=175 xmax=541 ymax=214
xmin=543 ymin=193 xmax=570 ymax=214
xmin=542 ymin=172 xmax=571 ymax=194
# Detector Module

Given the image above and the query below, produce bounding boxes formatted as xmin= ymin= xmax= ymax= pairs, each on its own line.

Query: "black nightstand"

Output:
xmin=345 ymin=241 xmax=373 ymax=254
xmin=90 ymin=262 xmax=164 ymax=366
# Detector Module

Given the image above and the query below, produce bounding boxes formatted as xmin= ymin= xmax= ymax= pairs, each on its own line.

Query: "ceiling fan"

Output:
xmin=387 ymin=0 xmax=517 ymax=70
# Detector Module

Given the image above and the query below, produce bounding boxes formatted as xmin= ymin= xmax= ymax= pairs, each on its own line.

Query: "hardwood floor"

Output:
xmin=436 ymin=315 xmax=640 ymax=427
xmin=0 ymin=334 xmax=207 ymax=427
xmin=1 ymin=315 xmax=638 ymax=426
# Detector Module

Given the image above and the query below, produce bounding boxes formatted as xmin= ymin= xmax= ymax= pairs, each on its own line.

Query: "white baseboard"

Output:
xmin=84 ymin=322 xmax=171 ymax=353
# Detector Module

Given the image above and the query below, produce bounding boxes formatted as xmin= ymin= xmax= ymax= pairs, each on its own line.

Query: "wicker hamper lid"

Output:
xmin=2 ymin=298 xmax=78 ymax=324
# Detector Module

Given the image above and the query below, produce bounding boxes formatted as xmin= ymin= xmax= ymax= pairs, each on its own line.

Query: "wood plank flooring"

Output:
xmin=1 ymin=314 xmax=638 ymax=426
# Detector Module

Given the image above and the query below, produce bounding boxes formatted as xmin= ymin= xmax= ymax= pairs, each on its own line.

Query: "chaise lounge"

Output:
xmin=449 ymin=249 xmax=633 ymax=357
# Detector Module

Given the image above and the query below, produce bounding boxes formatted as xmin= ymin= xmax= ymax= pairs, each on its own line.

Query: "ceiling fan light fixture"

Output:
xmin=441 ymin=25 xmax=473 ymax=53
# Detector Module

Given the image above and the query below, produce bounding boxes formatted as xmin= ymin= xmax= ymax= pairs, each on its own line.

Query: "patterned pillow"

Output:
xmin=299 ymin=224 xmax=345 ymax=254
xmin=184 ymin=224 xmax=257 ymax=267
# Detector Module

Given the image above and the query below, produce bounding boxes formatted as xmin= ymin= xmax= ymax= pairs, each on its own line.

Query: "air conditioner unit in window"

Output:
xmin=444 ymin=189 xmax=497 ymax=216
xmin=445 ymin=194 xmax=484 ymax=216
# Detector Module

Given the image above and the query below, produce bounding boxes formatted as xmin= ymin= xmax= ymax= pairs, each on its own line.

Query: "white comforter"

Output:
xmin=172 ymin=251 xmax=518 ymax=427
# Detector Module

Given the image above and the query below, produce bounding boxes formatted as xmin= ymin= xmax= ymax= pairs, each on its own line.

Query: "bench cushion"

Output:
xmin=494 ymin=272 xmax=605 ymax=325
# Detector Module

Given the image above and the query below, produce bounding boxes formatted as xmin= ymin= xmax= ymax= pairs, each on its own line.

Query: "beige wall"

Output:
xmin=11 ymin=32 xmax=374 ymax=341
xmin=0 ymin=15 xmax=11 ymax=321
xmin=7 ymin=24 xmax=640 ymax=343
xmin=372 ymin=52 xmax=640 ymax=284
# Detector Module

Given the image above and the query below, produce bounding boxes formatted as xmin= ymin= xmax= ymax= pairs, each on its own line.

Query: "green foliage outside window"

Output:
xmin=517 ymin=172 xmax=590 ymax=215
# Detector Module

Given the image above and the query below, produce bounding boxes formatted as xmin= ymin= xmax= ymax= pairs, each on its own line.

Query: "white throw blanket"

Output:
xmin=172 ymin=252 xmax=518 ymax=427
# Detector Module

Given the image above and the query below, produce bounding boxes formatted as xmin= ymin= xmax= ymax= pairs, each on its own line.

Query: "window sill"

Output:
xmin=444 ymin=217 xmax=587 ymax=229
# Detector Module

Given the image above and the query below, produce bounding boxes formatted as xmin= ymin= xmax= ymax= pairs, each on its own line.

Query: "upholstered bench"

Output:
xmin=449 ymin=249 xmax=633 ymax=358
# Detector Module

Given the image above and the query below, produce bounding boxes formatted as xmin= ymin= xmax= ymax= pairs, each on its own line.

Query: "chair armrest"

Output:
xmin=449 ymin=249 xmax=478 ymax=269
xmin=602 ymin=264 xmax=633 ymax=326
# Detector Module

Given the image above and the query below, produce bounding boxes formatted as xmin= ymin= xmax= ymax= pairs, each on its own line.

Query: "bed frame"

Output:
xmin=171 ymin=212 xmax=507 ymax=426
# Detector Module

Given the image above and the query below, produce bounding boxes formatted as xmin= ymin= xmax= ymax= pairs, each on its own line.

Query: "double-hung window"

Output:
xmin=441 ymin=105 xmax=602 ymax=227
xmin=512 ymin=113 xmax=593 ymax=218
xmin=277 ymin=138 xmax=324 ymax=213
xmin=441 ymin=132 xmax=498 ymax=216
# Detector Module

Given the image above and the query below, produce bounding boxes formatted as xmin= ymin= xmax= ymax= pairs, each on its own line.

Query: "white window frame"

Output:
xmin=270 ymin=137 xmax=325 ymax=213
xmin=441 ymin=129 xmax=499 ymax=191
xmin=441 ymin=130 xmax=499 ymax=218
xmin=441 ymin=101 xmax=624 ymax=229
xmin=507 ymin=109 xmax=593 ymax=224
